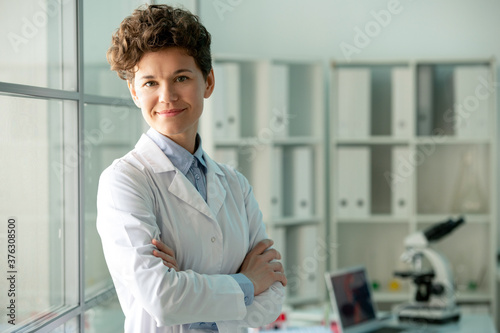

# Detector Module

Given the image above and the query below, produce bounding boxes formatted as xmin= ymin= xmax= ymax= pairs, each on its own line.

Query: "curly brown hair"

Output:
xmin=107 ymin=4 xmax=212 ymax=81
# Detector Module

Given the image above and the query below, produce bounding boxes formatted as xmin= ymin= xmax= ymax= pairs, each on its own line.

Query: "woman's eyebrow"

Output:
xmin=139 ymin=69 xmax=193 ymax=80
xmin=173 ymin=69 xmax=193 ymax=75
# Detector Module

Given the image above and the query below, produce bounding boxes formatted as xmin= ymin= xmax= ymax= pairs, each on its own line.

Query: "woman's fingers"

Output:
xmin=153 ymin=238 xmax=175 ymax=257
xmin=152 ymin=239 xmax=179 ymax=271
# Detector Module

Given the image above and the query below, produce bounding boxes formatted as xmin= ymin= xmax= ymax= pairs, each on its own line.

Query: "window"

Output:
xmin=0 ymin=0 xmax=197 ymax=331
xmin=0 ymin=96 xmax=79 ymax=331
xmin=83 ymin=103 xmax=145 ymax=301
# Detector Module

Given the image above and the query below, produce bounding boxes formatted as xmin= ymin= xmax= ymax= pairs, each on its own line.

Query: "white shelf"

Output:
xmin=270 ymin=216 xmax=323 ymax=227
xmin=273 ymin=136 xmax=322 ymax=146
xmin=214 ymin=137 xmax=261 ymax=147
xmin=416 ymin=214 xmax=491 ymax=224
xmin=335 ymin=136 xmax=409 ymax=145
xmin=213 ymin=136 xmax=322 ymax=147
xmin=416 ymin=136 xmax=491 ymax=145
xmin=334 ymin=136 xmax=491 ymax=146
xmin=330 ymin=59 xmax=497 ymax=319
xmin=204 ymin=56 xmax=327 ymax=308
xmin=337 ymin=215 xmax=409 ymax=224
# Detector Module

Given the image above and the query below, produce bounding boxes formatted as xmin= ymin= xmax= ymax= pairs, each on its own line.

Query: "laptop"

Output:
xmin=325 ymin=266 xmax=421 ymax=333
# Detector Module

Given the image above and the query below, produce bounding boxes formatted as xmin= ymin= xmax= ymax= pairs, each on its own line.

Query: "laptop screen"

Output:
xmin=326 ymin=266 xmax=377 ymax=329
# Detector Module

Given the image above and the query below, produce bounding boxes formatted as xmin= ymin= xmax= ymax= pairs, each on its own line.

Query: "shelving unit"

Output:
xmin=330 ymin=59 xmax=497 ymax=315
xmin=200 ymin=56 xmax=327 ymax=307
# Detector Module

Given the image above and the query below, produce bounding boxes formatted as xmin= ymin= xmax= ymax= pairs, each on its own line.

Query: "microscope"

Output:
xmin=394 ymin=217 xmax=464 ymax=324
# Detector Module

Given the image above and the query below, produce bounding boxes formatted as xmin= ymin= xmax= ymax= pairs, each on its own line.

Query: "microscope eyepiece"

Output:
xmin=423 ymin=216 xmax=465 ymax=242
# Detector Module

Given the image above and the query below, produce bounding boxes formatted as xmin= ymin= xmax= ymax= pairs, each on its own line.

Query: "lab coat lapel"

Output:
xmin=204 ymin=153 xmax=226 ymax=219
xmin=168 ymin=172 xmax=216 ymax=221
xmin=135 ymin=134 xmax=221 ymax=222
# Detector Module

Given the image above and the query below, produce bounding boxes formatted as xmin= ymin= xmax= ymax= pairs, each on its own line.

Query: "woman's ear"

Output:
xmin=204 ymin=68 xmax=215 ymax=99
xmin=128 ymin=79 xmax=141 ymax=108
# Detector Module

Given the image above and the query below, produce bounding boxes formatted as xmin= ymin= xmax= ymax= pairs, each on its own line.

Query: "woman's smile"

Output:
xmin=156 ymin=108 xmax=186 ymax=117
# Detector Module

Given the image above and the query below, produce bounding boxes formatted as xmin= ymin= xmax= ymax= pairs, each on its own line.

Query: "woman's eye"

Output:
xmin=176 ymin=76 xmax=188 ymax=83
xmin=144 ymin=81 xmax=156 ymax=87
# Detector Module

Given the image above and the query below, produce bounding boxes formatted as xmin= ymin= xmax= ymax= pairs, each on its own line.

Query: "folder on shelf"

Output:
xmin=453 ymin=66 xmax=490 ymax=139
xmin=206 ymin=63 xmax=241 ymax=140
xmin=391 ymin=146 xmax=411 ymax=217
xmin=270 ymin=64 xmax=290 ymax=139
xmin=269 ymin=226 xmax=287 ymax=269
xmin=292 ymin=146 xmax=314 ymax=217
xmin=205 ymin=63 xmax=226 ymax=139
xmin=417 ymin=65 xmax=433 ymax=136
xmin=223 ymin=63 xmax=241 ymax=139
xmin=287 ymin=225 xmax=319 ymax=299
xmin=391 ymin=67 xmax=413 ymax=138
xmin=271 ymin=147 xmax=284 ymax=218
xmin=337 ymin=68 xmax=371 ymax=139
xmin=337 ymin=147 xmax=370 ymax=218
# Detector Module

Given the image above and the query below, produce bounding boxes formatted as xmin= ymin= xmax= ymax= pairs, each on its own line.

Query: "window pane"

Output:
xmin=50 ymin=317 xmax=79 ymax=333
xmin=84 ymin=103 xmax=145 ymax=299
xmin=85 ymin=293 xmax=125 ymax=332
xmin=0 ymin=1 xmax=77 ymax=90
xmin=83 ymin=0 xmax=151 ymax=97
xmin=0 ymin=95 xmax=79 ymax=330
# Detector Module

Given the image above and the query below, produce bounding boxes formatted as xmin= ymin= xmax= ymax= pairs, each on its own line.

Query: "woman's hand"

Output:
xmin=239 ymin=239 xmax=287 ymax=296
xmin=152 ymin=239 xmax=179 ymax=271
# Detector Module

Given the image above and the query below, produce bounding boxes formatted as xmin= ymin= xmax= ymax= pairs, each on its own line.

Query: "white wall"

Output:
xmin=200 ymin=0 xmax=500 ymax=61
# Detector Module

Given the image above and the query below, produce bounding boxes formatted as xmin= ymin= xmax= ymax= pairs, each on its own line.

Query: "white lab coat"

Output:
xmin=97 ymin=134 xmax=284 ymax=333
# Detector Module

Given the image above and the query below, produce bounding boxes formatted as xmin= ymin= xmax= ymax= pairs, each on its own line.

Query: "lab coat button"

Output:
xmin=211 ymin=237 xmax=216 ymax=242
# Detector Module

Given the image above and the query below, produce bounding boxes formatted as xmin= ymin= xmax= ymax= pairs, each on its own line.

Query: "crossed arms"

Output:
xmin=152 ymin=238 xmax=287 ymax=296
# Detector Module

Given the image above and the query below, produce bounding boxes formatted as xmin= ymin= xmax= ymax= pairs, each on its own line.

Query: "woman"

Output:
xmin=96 ymin=4 xmax=286 ymax=333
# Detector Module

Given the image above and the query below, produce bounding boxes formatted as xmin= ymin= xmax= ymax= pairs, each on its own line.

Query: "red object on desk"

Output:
xmin=330 ymin=321 xmax=341 ymax=333
xmin=262 ymin=312 xmax=287 ymax=330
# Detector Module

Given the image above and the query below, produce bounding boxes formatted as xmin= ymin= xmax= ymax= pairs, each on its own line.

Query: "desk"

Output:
xmin=387 ymin=313 xmax=496 ymax=333
xmin=286 ymin=309 xmax=496 ymax=333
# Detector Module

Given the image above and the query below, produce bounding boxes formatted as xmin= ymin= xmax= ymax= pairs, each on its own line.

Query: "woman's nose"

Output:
xmin=159 ymin=84 xmax=178 ymax=103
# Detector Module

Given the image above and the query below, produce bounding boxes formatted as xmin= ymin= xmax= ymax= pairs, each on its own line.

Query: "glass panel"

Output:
xmin=50 ymin=317 xmax=80 ymax=333
xmin=0 ymin=95 xmax=78 ymax=330
xmin=84 ymin=104 xmax=145 ymax=299
xmin=0 ymin=1 xmax=77 ymax=90
xmin=85 ymin=293 xmax=125 ymax=332
xmin=83 ymin=0 xmax=152 ymax=97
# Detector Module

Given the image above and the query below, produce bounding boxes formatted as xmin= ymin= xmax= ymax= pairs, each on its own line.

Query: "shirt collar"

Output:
xmin=146 ymin=128 xmax=206 ymax=175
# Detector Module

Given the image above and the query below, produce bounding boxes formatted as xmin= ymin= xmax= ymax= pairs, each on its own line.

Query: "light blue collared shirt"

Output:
xmin=147 ymin=127 xmax=208 ymax=201
xmin=146 ymin=128 xmax=254 ymax=330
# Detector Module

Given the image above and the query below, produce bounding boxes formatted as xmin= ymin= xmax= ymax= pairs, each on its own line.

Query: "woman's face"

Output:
xmin=128 ymin=47 xmax=214 ymax=150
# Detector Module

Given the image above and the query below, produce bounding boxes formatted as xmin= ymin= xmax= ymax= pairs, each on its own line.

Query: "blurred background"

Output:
xmin=0 ymin=0 xmax=499 ymax=331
